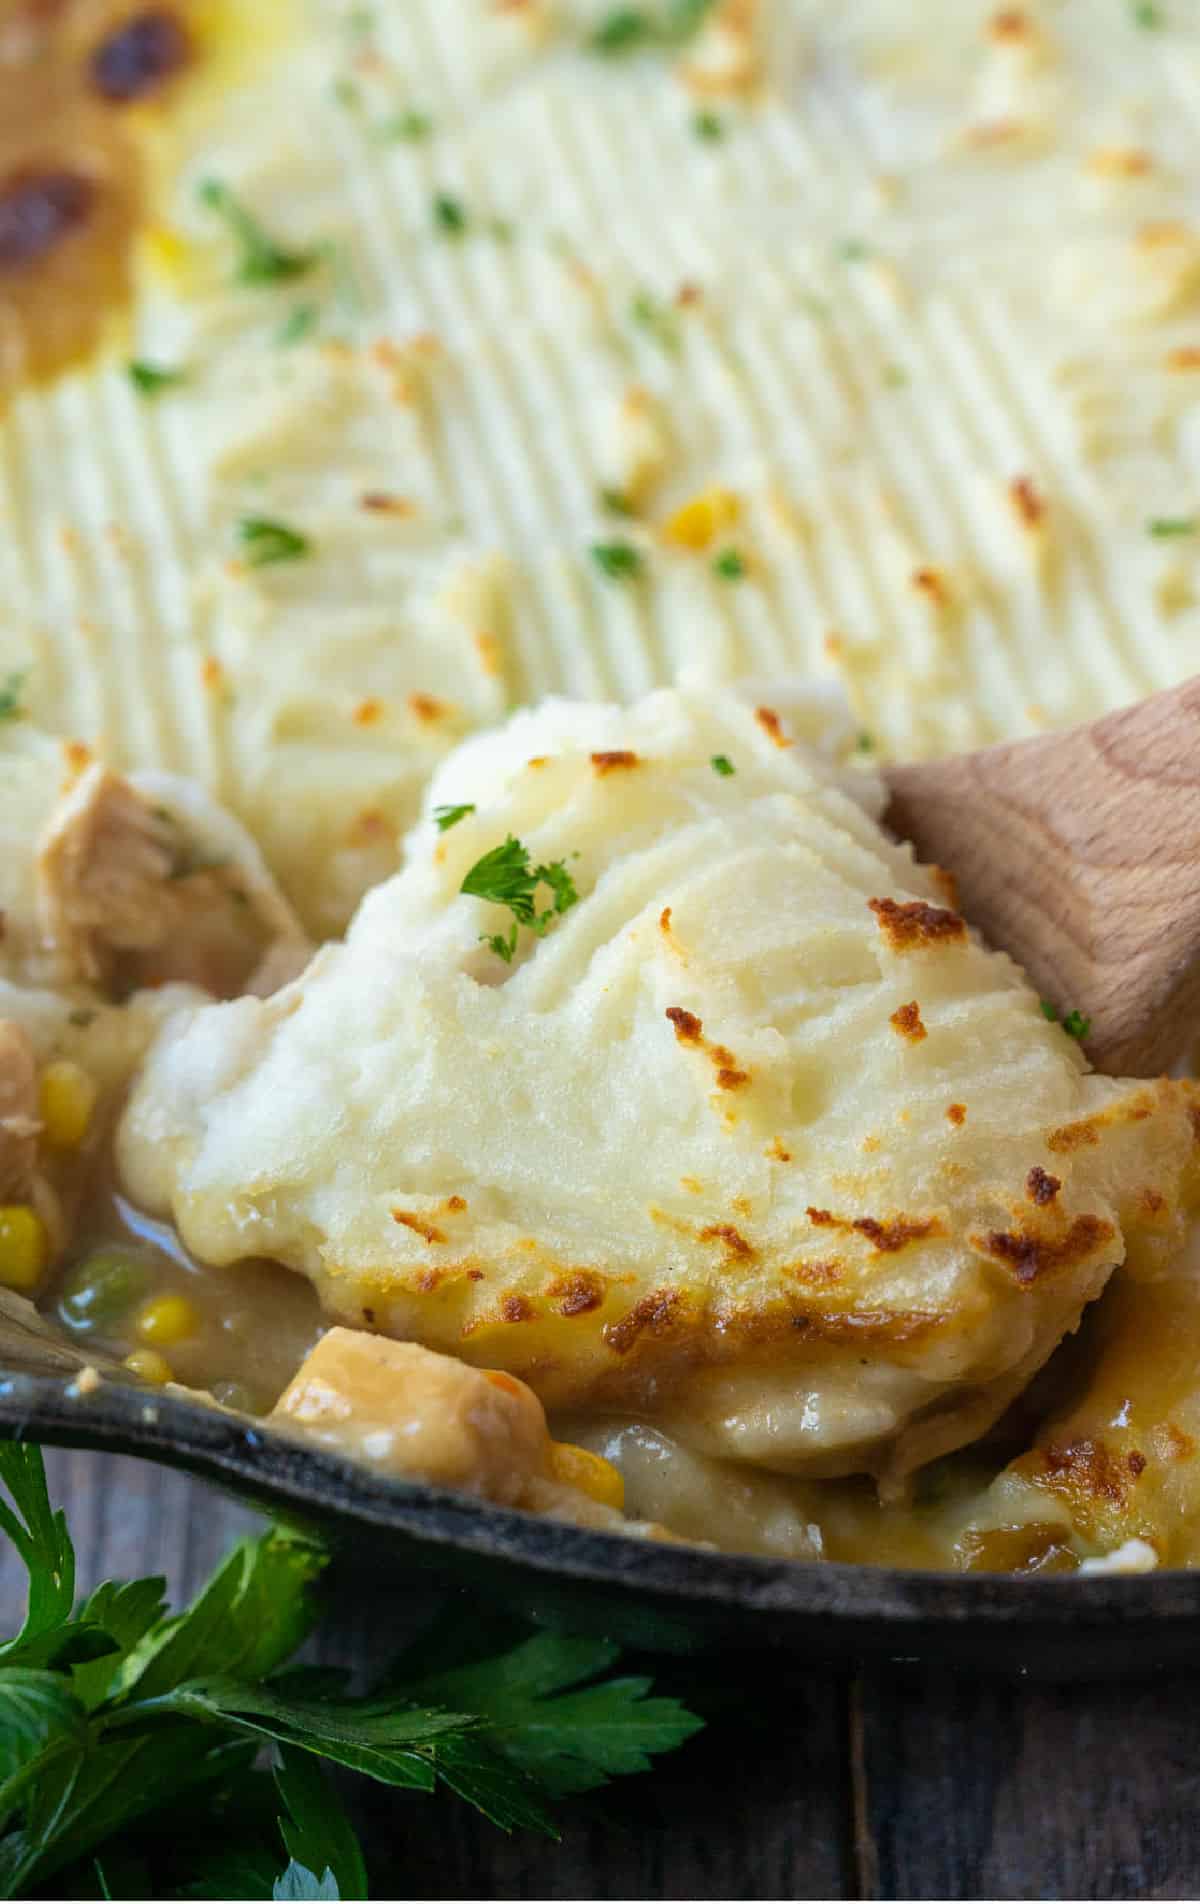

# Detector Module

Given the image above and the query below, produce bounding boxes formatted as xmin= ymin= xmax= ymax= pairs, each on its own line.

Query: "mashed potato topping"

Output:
xmin=1 ymin=0 xmax=1200 ymax=1567
xmin=118 ymin=683 xmax=1200 ymax=1487
xmin=0 ymin=0 xmax=1197 ymax=933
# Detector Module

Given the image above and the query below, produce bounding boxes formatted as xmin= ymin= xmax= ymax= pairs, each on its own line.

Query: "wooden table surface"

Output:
xmin=3 ymin=1452 xmax=1199 ymax=1901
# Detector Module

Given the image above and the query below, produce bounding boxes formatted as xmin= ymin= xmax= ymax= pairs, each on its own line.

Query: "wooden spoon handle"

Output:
xmin=884 ymin=675 xmax=1200 ymax=1077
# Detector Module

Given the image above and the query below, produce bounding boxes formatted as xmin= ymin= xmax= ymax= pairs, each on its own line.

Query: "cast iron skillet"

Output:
xmin=1 ymin=1296 xmax=1195 ymax=1679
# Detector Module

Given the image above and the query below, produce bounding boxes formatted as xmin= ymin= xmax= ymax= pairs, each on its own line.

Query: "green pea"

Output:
xmin=58 ymin=1250 xmax=150 ymax=1332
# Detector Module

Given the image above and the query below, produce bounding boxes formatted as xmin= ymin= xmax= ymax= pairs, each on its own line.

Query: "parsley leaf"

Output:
xmin=275 ymin=1746 xmax=366 ymax=1901
xmin=629 ymin=290 xmax=680 ymax=353
xmin=590 ymin=540 xmax=644 ymax=580
xmin=199 ymin=179 xmax=317 ymax=286
xmin=600 ymin=487 xmax=636 ymax=516
xmin=712 ymin=548 xmax=745 ymax=580
xmin=1039 ymin=1000 xmax=1092 ymax=1040
xmin=662 ymin=0 xmax=716 ymax=37
xmin=238 ymin=517 xmax=311 ymax=567
xmin=710 ymin=753 xmax=735 ymax=776
xmin=433 ymin=802 xmax=476 ymax=833
xmin=396 ymin=1630 xmax=703 ymax=1797
xmin=0 ymin=672 xmax=27 ymax=724
xmin=1147 ymin=515 xmax=1196 ymax=538
xmin=376 ymin=107 xmax=432 ymax=142
xmin=433 ymin=193 xmax=468 ymax=237
xmin=693 ymin=110 xmax=724 ymax=140
xmin=591 ymin=9 xmax=653 ymax=52
xmin=461 ymin=835 xmax=580 ymax=960
xmin=276 ymin=304 xmax=320 ymax=347
xmin=127 ymin=361 xmax=185 ymax=396
xmin=1131 ymin=0 xmax=1162 ymax=23
xmin=0 ymin=1448 xmax=702 ymax=1894
xmin=590 ymin=0 xmax=713 ymax=51
xmin=0 ymin=1444 xmax=75 ymax=1666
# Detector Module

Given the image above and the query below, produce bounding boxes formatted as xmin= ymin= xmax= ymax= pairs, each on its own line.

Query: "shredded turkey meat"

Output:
xmin=0 ymin=1017 xmax=38 ymax=1201
xmin=34 ymin=764 xmax=294 ymax=998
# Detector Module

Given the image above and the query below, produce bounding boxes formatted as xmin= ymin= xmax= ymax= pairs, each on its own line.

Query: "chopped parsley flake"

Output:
xmin=276 ymin=303 xmax=319 ymax=347
xmin=331 ymin=75 xmax=360 ymax=109
xmin=433 ymin=193 xmax=469 ymax=236
xmin=838 ymin=238 xmax=871 ymax=262
xmin=375 ymin=108 xmax=433 ymax=142
xmin=1147 ymin=515 xmax=1197 ymax=538
xmin=857 ymin=731 xmax=874 ymax=752
xmin=589 ymin=0 xmax=713 ymax=51
xmin=882 ymin=363 xmax=909 ymax=388
xmin=434 ymin=802 xmax=476 ymax=833
xmin=461 ymin=834 xmax=580 ymax=961
xmin=1131 ymin=0 xmax=1162 ymax=23
xmin=237 ymin=516 xmax=311 ymax=567
xmin=591 ymin=8 xmax=654 ymax=52
xmin=630 ymin=290 xmax=681 ymax=353
xmin=710 ymin=754 xmax=735 ymax=776
xmin=664 ymin=0 xmax=716 ymax=36
xmin=1040 ymin=999 xmax=1092 ymax=1041
xmin=591 ymin=540 xmax=644 ymax=580
xmin=0 ymin=670 xmax=26 ymax=723
xmin=127 ymin=360 xmax=185 ymax=396
xmin=712 ymin=548 xmax=745 ymax=580
xmin=198 ymin=178 xmax=317 ymax=286
xmin=693 ymin=111 xmax=724 ymax=140
xmin=600 ymin=487 xmax=636 ymax=516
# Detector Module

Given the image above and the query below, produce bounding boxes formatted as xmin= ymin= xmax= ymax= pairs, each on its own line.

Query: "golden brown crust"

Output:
xmin=890 ymin=1001 xmax=927 ymax=1043
xmin=807 ymin=1205 xmax=941 ymax=1254
xmin=868 ymin=896 xmax=967 ymax=951
xmin=1026 ymin=1166 xmax=1061 ymax=1207
xmin=972 ymin=1213 xmax=1114 ymax=1286
xmin=754 ymin=706 xmax=791 ymax=747
xmin=590 ymin=749 xmax=640 ymax=775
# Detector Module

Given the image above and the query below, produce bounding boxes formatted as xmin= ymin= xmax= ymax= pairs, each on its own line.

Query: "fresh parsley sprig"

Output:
xmin=461 ymin=835 xmax=580 ymax=962
xmin=199 ymin=179 xmax=318 ymax=287
xmin=434 ymin=803 xmax=476 ymax=833
xmin=238 ymin=517 xmax=312 ymax=568
xmin=590 ymin=0 xmax=715 ymax=53
xmin=1039 ymin=999 xmax=1092 ymax=1041
xmin=0 ymin=671 xmax=27 ymax=725
xmin=0 ymin=1443 xmax=701 ymax=1898
xmin=127 ymin=361 xmax=186 ymax=397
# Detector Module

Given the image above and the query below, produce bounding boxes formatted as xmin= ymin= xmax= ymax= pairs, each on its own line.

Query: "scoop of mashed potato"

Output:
xmin=117 ymin=682 xmax=1200 ymax=1485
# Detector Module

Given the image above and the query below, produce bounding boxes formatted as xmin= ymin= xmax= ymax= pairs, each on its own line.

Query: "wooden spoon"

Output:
xmin=884 ymin=674 xmax=1200 ymax=1078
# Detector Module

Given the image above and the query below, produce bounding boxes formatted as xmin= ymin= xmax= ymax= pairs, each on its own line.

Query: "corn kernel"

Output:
xmin=143 ymin=223 xmax=190 ymax=280
xmin=0 ymin=1206 xmax=49 ymax=1292
xmin=123 ymin=1348 xmax=173 ymax=1386
xmin=662 ymin=486 xmax=741 ymax=552
xmin=134 ymin=1292 xmax=201 ymax=1347
xmin=548 ymin=1440 xmax=626 ymax=1512
xmin=38 ymin=1060 xmax=98 ymax=1152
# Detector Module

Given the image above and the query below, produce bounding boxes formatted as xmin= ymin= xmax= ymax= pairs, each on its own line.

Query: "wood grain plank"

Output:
xmin=853 ymin=1665 xmax=1200 ymax=1901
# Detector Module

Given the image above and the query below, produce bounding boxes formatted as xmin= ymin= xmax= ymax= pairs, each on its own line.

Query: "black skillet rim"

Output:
xmin=2 ymin=1368 xmax=1198 ymax=1635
